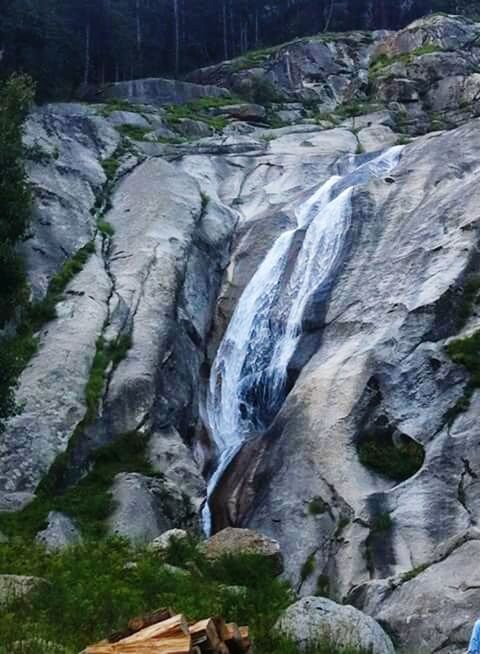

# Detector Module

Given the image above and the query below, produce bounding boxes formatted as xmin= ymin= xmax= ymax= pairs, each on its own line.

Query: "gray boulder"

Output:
xmin=218 ymin=104 xmax=267 ymax=122
xmin=174 ymin=118 xmax=213 ymax=138
xmin=275 ymin=597 xmax=395 ymax=654
xmin=108 ymin=473 xmax=197 ymax=543
xmin=106 ymin=110 xmax=150 ymax=128
xmin=148 ymin=528 xmax=189 ymax=554
xmin=203 ymin=527 xmax=283 ymax=575
xmin=0 ymin=575 xmax=47 ymax=607
xmin=35 ymin=511 xmax=82 ymax=551
xmin=100 ymin=77 xmax=229 ymax=106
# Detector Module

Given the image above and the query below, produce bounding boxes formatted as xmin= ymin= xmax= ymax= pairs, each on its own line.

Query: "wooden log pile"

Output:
xmin=84 ymin=608 xmax=252 ymax=654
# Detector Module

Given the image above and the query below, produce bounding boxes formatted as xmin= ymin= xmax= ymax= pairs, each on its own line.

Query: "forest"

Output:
xmin=0 ymin=0 xmax=478 ymax=100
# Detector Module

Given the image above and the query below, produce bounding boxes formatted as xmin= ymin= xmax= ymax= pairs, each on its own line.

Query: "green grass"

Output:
xmin=116 ymin=124 xmax=151 ymax=141
xmin=0 ymin=431 xmax=157 ymax=541
xmin=308 ymin=497 xmax=327 ymax=515
xmin=369 ymin=45 xmax=444 ymax=79
xmin=371 ymin=511 xmax=393 ymax=533
xmin=300 ymin=554 xmax=316 ymax=583
xmin=448 ymin=330 xmax=480 ymax=386
xmin=98 ymin=220 xmax=115 ymax=237
xmin=401 ymin=562 xmax=429 ymax=582
xmin=0 ymin=537 xmax=372 ymax=654
xmin=358 ymin=434 xmax=424 ymax=481
xmin=99 ymin=99 xmax=143 ymax=116
xmin=165 ymin=100 xmax=229 ymax=131
xmin=85 ymin=334 xmax=132 ymax=422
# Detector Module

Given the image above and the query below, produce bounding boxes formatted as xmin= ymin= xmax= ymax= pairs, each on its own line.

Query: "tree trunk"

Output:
xmin=173 ymin=0 xmax=180 ymax=75
xmin=83 ymin=22 xmax=91 ymax=86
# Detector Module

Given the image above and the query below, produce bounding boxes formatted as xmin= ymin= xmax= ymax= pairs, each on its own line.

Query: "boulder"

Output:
xmin=357 ymin=125 xmax=398 ymax=153
xmin=275 ymin=597 xmax=395 ymax=654
xmin=173 ymin=118 xmax=213 ymax=138
xmin=100 ymin=77 xmax=229 ymax=106
xmin=203 ymin=528 xmax=283 ymax=575
xmin=218 ymin=104 xmax=267 ymax=122
xmin=108 ymin=473 xmax=197 ymax=543
xmin=0 ymin=575 xmax=47 ymax=607
xmin=35 ymin=511 xmax=82 ymax=551
xmin=106 ymin=110 xmax=151 ymax=128
xmin=148 ymin=528 xmax=189 ymax=554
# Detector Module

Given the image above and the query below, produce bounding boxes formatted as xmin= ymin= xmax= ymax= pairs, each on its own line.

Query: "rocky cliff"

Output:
xmin=3 ymin=13 xmax=480 ymax=653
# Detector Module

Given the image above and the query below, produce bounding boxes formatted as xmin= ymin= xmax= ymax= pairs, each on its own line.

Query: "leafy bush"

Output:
xmin=309 ymin=497 xmax=327 ymax=515
xmin=358 ymin=433 xmax=424 ymax=481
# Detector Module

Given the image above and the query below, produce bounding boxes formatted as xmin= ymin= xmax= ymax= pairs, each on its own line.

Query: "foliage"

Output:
xmin=164 ymin=97 xmax=237 ymax=131
xmin=447 ymin=330 xmax=480 ymax=386
xmin=0 ymin=241 xmax=95 ymax=433
xmin=370 ymin=511 xmax=393 ymax=533
xmin=0 ymin=535 xmax=373 ymax=654
xmin=116 ymin=124 xmax=152 ymax=141
xmin=0 ymin=74 xmax=35 ymax=325
xmin=300 ymin=554 xmax=316 ymax=583
xmin=309 ymin=497 xmax=327 ymax=515
xmin=358 ymin=434 xmax=425 ymax=481
xmin=0 ymin=431 xmax=155 ymax=540
xmin=85 ymin=334 xmax=132 ymax=421
xmin=401 ymin=562 xmax=429 ymax=582
xmin=369 ymin=44 xmax=443 ymax=79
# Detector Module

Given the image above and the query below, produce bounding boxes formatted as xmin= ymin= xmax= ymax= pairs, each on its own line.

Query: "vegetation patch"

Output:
xmin=0 ymin=430 xmax=155 ymax=541
xmin=99 ymin=99 xmax=143 ymax=117
xmin=401 ymin=562 xmax=429 ymax=582
xmin=300 ymin=554 xmax=316 ymax=583
xmin=358 ymin=432 xmax=425 ymax=481
xmin=85 ymin=334 xmax=132 ymax=422
xmin=308 ymin=496 xmax=327 ymax=515
xmin=164 ymin=97 xmax=235 ymax=131
xmin=116 ymin=124 xmax=152 ymax=141
xmin=0 ymin=535 xmax=371 ymax=654
xmin=0 ymin=241 xmax=95 ymax=433
xmin=369 ymin=44 xmax=444 ymax=79
xmin=370 ymin=511 xmax=393 ymax=533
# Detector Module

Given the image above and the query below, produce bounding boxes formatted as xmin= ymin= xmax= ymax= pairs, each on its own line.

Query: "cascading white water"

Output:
xmin=202 ymin=146 xmax=404 ymax=535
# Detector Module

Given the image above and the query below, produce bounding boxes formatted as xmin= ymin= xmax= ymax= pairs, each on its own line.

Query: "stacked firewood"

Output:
xmin=84 ymin=608 xmax=252 ymax=654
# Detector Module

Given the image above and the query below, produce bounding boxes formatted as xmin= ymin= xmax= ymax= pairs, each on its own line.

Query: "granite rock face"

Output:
xmin=35 ymin=511 xmax=82 ymax=551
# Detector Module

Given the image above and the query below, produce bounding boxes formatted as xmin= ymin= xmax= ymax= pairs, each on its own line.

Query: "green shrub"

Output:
xmin=98 ymin=220 xmax=115 ymax=237
xmin=309 ymin=497 xmax=327 ymax=515
xmin=369 ymin=44 xmax=443 ymax=79
xmin=99 ymin=99 xmax=142 ymax=116
xmin=358 ymin=433 xmax=424 ymax=481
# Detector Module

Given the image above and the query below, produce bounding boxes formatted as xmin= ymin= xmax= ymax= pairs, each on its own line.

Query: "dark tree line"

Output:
xmin=0 ymin=0 xmax=478 ymax=99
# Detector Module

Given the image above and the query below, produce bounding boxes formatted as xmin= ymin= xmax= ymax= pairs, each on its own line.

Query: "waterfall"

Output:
xmin=202 ymin=145 xmax=404 ymax=535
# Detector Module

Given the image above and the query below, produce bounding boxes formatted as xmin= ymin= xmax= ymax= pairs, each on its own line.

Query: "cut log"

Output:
xmin=215 ymin=644 xmax=230 ymax=654
xmin=120 ymin=614 xmax=189 ymax=644
xmin=224 ymin=623 xmax=248 ymax=653
xmin=238 ymin=628 xmax=249 ymax=639
xmin=128 ymin=607 xmax=174 ymax=632
xmin=189 ymin=618 xmax=221 ymax=650
xmin=212 ymin=616 xmax=230 ymax=642
xmin=85 ymin=635 xmax=191 ymax=654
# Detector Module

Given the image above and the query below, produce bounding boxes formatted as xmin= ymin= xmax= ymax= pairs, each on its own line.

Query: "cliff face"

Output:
xmin=3 ymin=13 xmax=480 ymax=652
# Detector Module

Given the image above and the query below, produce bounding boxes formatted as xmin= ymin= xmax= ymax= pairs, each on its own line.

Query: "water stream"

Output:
xmin=202 ymin=145 xmax=403 ymax=535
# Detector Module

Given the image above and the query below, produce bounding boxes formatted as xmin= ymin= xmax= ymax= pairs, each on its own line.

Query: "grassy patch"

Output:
xmin=98 ymin=220 xmax=115 ymax=237
xmin=401 ymin=562 xmax=429 ymax=582
xmin=308 ymin=497 xmax=327 ymax=515
xmin=85 ymin=334 xmax=132 ymax=422
xmin=369 ymin=44 xmax=444 ymax=79
xmin=116 ymin=124 xmax=151 ymax=141
xmin=0 ymin=431 xmax=155 ymax=541
xmin=0 ymin=536 xmax=371 ymax=654
xmin=370 ymin=511 xmax=393 ymax=533
xmin=99 ymin=99 xmax=143 ymax=116
xmin=300 ymin=554 xmax=316 ymax=583
xmin=358 ymin=434 xmax=424 ymax=481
